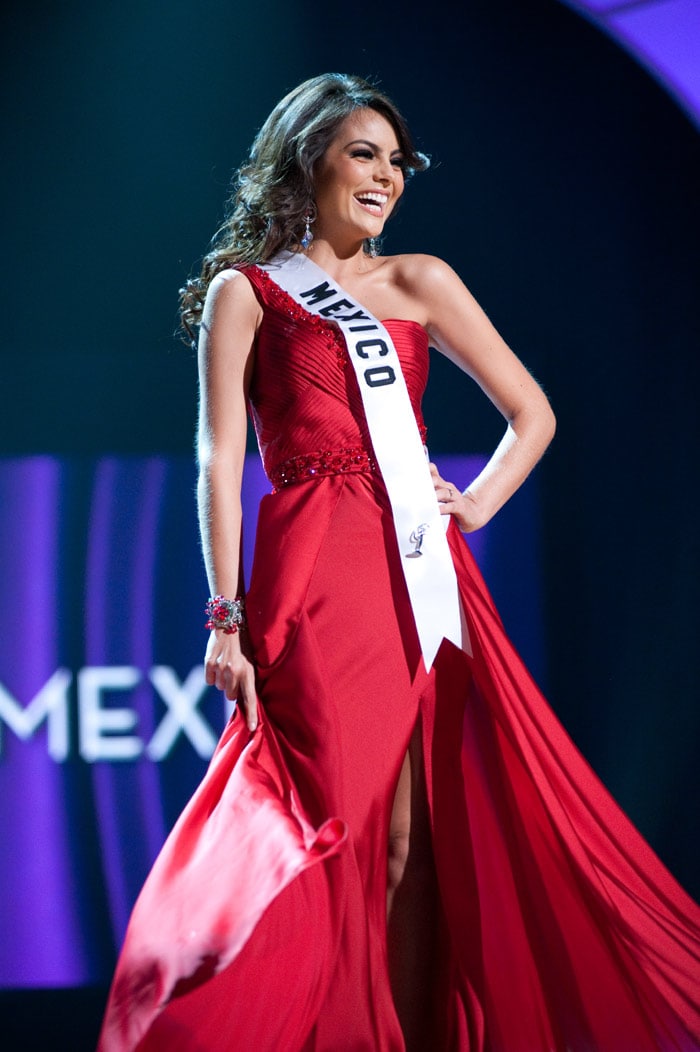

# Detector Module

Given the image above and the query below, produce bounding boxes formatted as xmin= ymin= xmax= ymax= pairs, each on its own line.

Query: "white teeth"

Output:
xmin=356 ymin=192 xmax=387 ymax=205
xmin=355 ymin=191 xmax=388 ymax=216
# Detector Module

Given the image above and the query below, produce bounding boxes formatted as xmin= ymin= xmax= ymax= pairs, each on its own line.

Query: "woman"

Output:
xmin=99 ymin=73 xmax=699 ymax=1051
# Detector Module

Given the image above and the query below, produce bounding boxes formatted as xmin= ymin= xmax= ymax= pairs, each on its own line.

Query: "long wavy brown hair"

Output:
xmin=179 ymin=73 xmax=429 ymax=342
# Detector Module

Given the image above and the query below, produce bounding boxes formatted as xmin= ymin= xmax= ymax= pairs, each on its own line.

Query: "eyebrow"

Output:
xmin=345 ymin=138 xmax=404 ymax=155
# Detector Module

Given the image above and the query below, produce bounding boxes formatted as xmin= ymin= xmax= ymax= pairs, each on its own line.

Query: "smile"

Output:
xmin=354 ymin=191 xmax=389 ymax=216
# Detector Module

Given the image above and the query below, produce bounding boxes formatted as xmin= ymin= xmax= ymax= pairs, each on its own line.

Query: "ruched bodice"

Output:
xmin=243 ymin=265 xmax=428 ymax=486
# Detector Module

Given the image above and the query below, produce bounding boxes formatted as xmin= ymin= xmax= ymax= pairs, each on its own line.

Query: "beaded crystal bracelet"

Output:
xmin=204 ymin=595 xmax=246 ymax=634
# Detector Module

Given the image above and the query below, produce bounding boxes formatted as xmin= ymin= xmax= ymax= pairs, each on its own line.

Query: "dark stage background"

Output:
xmin=1 ymin=0 xmax=698 ymax=1047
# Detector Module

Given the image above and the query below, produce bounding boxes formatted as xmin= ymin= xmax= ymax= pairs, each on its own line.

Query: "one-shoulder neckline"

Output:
xmin=244 ymin=265 xmax=429 ymax=341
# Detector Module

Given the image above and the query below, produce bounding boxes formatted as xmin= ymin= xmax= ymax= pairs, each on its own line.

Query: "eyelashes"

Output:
xmin=349 ymin=149 xmax=406 ymax=170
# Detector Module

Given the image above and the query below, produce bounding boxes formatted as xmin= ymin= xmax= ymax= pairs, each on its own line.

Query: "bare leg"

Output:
xmin=387 ymin=724 xmax=440 ymax=1051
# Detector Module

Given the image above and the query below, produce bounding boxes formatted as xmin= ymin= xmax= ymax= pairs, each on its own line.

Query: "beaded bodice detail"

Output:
xmin=242 ymin=265 xmax=430 ymax=490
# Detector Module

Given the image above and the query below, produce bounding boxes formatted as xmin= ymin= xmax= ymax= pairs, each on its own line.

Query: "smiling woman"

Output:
xmin=98 ymin=73 xmax=700 ymax=1052
xmin=179 ymin=74 xmax=428 ymax=342
xmin=311 ymin=110 xmax=406 ymax=248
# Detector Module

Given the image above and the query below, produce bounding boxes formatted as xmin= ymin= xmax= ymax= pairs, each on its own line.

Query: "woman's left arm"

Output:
xmin=407 ymin=255 xmax=556 ymax=533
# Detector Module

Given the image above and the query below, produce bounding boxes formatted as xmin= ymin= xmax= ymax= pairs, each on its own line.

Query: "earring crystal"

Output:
xmin=368 ymin=237 xmax=378 ymax=258
xmin=300 ymin=212 xmax=314 ymax=250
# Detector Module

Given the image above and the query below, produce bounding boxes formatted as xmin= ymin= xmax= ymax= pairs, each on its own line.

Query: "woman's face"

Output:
xmin=312 ymin=108 xmax=405 ymax=246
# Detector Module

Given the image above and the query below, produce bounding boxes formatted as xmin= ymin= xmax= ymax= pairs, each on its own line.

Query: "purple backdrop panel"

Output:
xmin=569 ymin=0 xmax=638 ymax=10
xmin=0 ymin=460 xmax=85 ymax=985
xmin=559 ymin=0 xmax=700 ymax=128
xmin=608 ymin=0 xmax=700 ymax=123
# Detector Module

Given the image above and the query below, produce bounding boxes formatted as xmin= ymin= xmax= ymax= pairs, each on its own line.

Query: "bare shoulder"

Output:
xmin=382 ymin=254 xmax=495 ymax=352
xmin=202 ymin=267 xmax=263 ymax=329
xmin=385 ymin=253 xmax=464 ymax=300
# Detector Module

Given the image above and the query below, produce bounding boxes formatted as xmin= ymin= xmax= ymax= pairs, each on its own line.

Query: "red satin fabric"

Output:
xmin=98 ymin=266 xmax=700 ymax=1051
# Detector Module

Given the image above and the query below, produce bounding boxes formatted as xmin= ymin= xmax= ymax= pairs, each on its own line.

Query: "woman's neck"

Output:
xmin=302 ymin=239 xmax=381 ymax=283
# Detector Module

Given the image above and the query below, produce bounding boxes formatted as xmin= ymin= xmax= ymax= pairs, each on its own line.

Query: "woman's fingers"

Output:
xmin=238 ymin=667 xmax=259 ymax=732
xmin=204 ymin=633 xmax=259 ymax=731
xmin=216 ymin=654 xmax=258 ymax=730
xmin=218 ymin=657 xmax=239 ymax=699
xmin=429 ymin=462 xmax=458 ymax=510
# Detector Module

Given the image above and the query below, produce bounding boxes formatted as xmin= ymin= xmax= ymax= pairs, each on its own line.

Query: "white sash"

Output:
xmin=262 ymin=250 xmax=466 ymax=670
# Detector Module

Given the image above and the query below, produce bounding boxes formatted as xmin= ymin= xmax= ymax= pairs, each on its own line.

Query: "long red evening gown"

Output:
xmin=98 ymin=265 xmax=700 ymax=1051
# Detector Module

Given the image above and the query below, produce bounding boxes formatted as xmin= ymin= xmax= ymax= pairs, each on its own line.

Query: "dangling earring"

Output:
xmin=368 ymin=237 xmax=378 ymax=258
xmin=300 ymin=209 xmax=315 ymax=250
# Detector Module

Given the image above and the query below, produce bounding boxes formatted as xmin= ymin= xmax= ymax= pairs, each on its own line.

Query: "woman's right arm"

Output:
xmin=197 ymin=270 xmax=262 ymax=731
